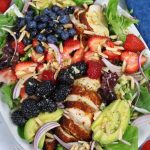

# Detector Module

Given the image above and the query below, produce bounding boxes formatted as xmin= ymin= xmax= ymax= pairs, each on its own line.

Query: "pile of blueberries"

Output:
xmin=15 ymin=5 xmax=76 ymax=53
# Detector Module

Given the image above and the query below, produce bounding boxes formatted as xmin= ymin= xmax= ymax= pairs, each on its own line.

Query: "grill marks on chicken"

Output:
xmin=56 ymin=78 xmax=101 ymax=142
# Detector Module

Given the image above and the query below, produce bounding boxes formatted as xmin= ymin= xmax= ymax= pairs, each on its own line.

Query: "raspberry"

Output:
xmin=87 ymin=60 xmax=103 ymax=79
xmin=41 ymin=70 xmax=55 ymax=82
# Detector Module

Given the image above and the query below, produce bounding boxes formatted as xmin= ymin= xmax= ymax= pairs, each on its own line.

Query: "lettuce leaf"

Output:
xmin=105 ymin=125 xmax=138 ymax=150
xmin=73 ymin=0 xmax=93 ymax=5
xmin=0 ymin=84 xmax=20 ymax=109
xmin=13 ymin=0 xmax=24 ymax=11
xmin=105 ymin=0 xmax=138 ymax=41
xmin=137 ymin=85 xmax=150 ymax=112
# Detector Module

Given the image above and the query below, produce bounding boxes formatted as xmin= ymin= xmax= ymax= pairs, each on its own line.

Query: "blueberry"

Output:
xmin=51 ymin=5 xmax=61 ymax=12
xmin=49 ymin=12 xmax=57 ymax=20
xmin=34 ymin=15 xmax=41 ymax=21
xmin=43 ymin=8 xmax=53 ymax=15
xmin=68 ymin=28 xmax=76 ymax=37
xmin=61 ymin=30 xmax=69 ymax=40
xmin=55 ymin=25 xmax=64 ymax=34
xmin=48 ymin=22 xmax=58 ymax=28
xmin=37 ymin=23 xmax=47 ymax=30
xmin=27 ymin=20 xmax=37 ymax=29
xmin=26 ymin=10 xmax=35 ymax=16
xmin=40 ymin=15 xmax=49 ymax=22
xmin=30 ymin=30 xmax=38 ymax=38
xmin=25 ymin=15 xmax=33 ymax=21
xmin=59 ymin=15 xmax=70 ymax=24
xmin=65 ymin=6 xmax=75 ymax=14
xmin=16 ymin=18 xmax=26 ymax=29
xmin=23 ymin=37 xmax=32 ymax=46
xmin=37 ymin=34 xmax=46 ymax=42
xmin=36 ymin=44 xmax=45 ymax=53
xmin=56 ymin=10 xmax=65 ymax=16
xmin=47 ymin=35 xmax=58 ymax=44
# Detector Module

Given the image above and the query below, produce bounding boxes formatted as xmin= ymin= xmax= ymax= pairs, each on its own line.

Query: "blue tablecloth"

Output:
xmin=126 ymin=0 xmax=150 ymax=48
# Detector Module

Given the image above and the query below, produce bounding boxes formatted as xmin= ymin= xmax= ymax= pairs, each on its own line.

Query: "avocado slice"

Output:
xmin=24 ymin=109 xmax=63 ymax=146
xmin=91 ymin=100 xmax=130 ymax=144
xmin=24 ymin=118 xmax=39 ymax=142
xmin=38 ymin=135 xmax=45 ymax=149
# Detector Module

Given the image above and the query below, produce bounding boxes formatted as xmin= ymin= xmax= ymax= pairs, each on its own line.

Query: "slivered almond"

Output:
xmin=84 ymin=46 xmax=89 ymax=52
xmin=18 ymin=30 xmax=26 ymax=42
xmin=98 ymin=52 xmax=108 ymax=58
xmin=83 ymin=30 xmax=96 ymax=35
xmin=20 ymin=25 xmax=26 ymax=33
xmin=74 ymin=35 xmax=78 ymax=40
xmin=114 ymin=46 xmax=124 ymax=50
xmin=110 ymin=35 xmax=118 ymax=40
xmin=59 ymin=42 xmax=63 ymax=53
xmin=104 ymin=45 xmax=118 ymax=52
xmin=37 ymin=56 xmax=44 ymax=62
xmin=46 ymin=133 xmax=54 ymax=139
xmin=83 ymin=3 xmax=88 ymax=9
xmin=45 ymin=139 xmax=54 ymax=143
xmin=113 ymin=41 xmax=123 ymax=45
xmin=41 ymin=42 xmax=49 ymax=49
xmin=24 ymin=44 xmax=32 ymax=51
xmin=112 ymin=51 xmax=121 ymax=55
xmin=40 ymin=29 xmax=45 ymax=33
xmin=122 ymin=60 xmax=127 ymax=72
xmin=25 ymin=31 xmax=30 ymax=38
xmin=64 ymin=24 xmax=73 ymax=28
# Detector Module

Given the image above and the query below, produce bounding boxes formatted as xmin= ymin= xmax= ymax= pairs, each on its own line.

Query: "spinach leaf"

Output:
xmin=105 ymin=0 xmax=138 ymax=41
xmin=105 ymin=125 xmax=138 ymax=150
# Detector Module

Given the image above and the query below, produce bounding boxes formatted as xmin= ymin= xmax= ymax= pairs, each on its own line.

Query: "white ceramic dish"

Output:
xmin=0 ymin=1 xmax=150 ymax=150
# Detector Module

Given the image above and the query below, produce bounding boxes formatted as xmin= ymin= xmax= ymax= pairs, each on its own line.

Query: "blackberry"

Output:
xmin=38 ymin=98 xmax=57 ymax=112
xmin=35 ymin=81 xmax=55 ymax=98
xmin=69 ymin=61 xmax=87 ymax=78
xmin=57 ymin=69 xmax=74 ymax=85
xmin=11 ymin=109 xmax=27 ymax=126
xmin=21 ymin=99 xmax=40 ymax=119
xmin=52 ymin=84 xmax=71 ymax=102
xmin=25 ymin=78 xmax=39 ymax=96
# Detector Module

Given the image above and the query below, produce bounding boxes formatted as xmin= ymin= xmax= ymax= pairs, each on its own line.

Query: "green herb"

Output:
xmin=0 ymin=84 xmax=20 ymax=109
xmin=105 ymin=125 xmax=138 ymax=150
xmin=137 ymin=85 xmax=150 ymax=112
xmin=13 ymin=0 xmax=24 ymax=11
xmin=105 ymin=0 xmax=138 ymax=41
xmin=144 ymin=67 xmax=150 ymax=80
xmin=73 ymin=0 xmax=93 ymax=5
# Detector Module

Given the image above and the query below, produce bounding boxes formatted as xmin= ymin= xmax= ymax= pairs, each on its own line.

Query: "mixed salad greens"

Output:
xmin=0 ymin=0 xmax=150 ymax=150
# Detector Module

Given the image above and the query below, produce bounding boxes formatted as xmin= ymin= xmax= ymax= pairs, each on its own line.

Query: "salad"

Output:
xmin=0 ymin=0 xmax=150 ymax=150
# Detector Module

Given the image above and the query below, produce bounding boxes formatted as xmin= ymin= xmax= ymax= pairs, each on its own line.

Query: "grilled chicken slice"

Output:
xmin=44 ymin=139 xmax=56 ymax=150
xmin=61 ymin=116 xmax=91 ymax=141
xmin=55 ymin=127 xmax=78 ymax=142
xmin=74 ymin=77 xmax=100 ymax=91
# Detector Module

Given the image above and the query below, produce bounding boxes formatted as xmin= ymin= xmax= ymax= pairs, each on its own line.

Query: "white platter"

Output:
xmin=0 ymin=0 xmax=150 ymax=150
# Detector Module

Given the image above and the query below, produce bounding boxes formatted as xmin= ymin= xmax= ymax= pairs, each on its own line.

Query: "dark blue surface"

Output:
xmin=126 ymin=0 xmax=150 ymax=48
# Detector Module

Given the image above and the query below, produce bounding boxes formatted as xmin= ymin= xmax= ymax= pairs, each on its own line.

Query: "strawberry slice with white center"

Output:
xmin=121 ymin=51 xmax=147 ymax=74
xmin=15 ymin=62 xmax=37 ymax=78
xmin=88 ymin=36 xmax=108 ymax=52
xmin=0 ymin=67 xmax=17 ymax=84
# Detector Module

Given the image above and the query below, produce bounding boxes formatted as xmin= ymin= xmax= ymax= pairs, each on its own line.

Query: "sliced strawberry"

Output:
xmin=103 ymin=50 xmax=121 ymax=60
xmin=87 ymin=60 xmax=103 ymax=79
xmin=31 ymin=50 xmax=45 ymax=63
xmin=32 ymin=39 xmax=39 ymax=47
xmin=63 ymin=39 xmax=80 ymax=54
xmin=41 ymin=70 xmax=55 ymax=82
xmin=72 ymin=48 xmax=84 ymax=64
xmin=0 ymin=68 xmax=17 ymax=84
xmin=123 ymin=34 xmax=145 ymax=52
xmin=15 ymin=62 xmax=37 ymax=78
xmin=88 ymin=36 xmax=108 ymax=52
xmin=121 ymin=51 xmax=147 ymax=74
xmin=12 ymin=41 xmax=25 ymax=55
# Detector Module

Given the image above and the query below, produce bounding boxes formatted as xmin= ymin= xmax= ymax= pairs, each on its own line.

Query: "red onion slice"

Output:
xmin=22 ymin=0 xmax=31 ymax=13
xmin=34 ymin=122 xmax=60 ymax=150
xmin=54 ymin=135 xmax=78 ymax=150
xmin=48 ymin=44 xmax=62 ymax=64
xmin=90 ymin=141 xmax=95 ymax=150
xmin=132 ymin=115 xmax=150 ymax=127
xmin=13 ymin=73 xmax=35 ymax=99
xmin=102 ymin=58 xmax=122 ymax=75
